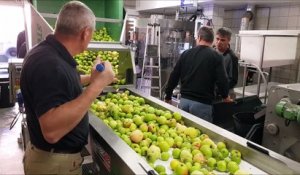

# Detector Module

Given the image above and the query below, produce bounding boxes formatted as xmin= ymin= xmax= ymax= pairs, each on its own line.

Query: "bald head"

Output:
xmin=55 ymin=1 xmax=95 ymax=36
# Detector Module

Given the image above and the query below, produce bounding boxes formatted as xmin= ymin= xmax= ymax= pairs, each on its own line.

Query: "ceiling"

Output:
xmin=125 ymin=0 xmax=300 ymax=16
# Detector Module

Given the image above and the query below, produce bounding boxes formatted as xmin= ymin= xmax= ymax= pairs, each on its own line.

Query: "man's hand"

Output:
xmin=223 ymin=96 xmax=233 ymax=103
xmin=90 ymin=59 xmax=115 ymax=87
xmin=164 ymin=99 xmax=172 ymax=104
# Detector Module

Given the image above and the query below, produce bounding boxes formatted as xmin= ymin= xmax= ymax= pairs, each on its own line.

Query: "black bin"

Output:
xmin=0 ymin=78 xmax=15 ymax=108
xmin=233 ymin=112 xmax=265 ymax=138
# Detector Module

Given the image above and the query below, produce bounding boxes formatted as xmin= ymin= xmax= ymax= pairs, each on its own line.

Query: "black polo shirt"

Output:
xmin=20 ymin=34 xmax=88 ymax=152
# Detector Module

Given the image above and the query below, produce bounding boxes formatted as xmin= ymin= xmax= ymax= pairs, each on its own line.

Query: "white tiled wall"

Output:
xmin=223 ymin=9 xmax=244 ymax=50
xmin=223 ymin=5 xmax=300 ymax=84
xmin=203 ymin=5 xmax=224 ymax=33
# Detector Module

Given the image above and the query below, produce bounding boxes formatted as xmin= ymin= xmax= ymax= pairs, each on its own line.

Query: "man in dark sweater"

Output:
xmin=164 ymin=26 xmax=231 ymax=122
xmin=215 ymin=27 xmax=239 ymax=99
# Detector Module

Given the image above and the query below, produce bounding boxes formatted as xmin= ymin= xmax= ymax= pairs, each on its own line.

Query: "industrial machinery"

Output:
xmin=237 ymin=30 xmax=300 ymax=99
xmin=89 ymin=88 xmax=300 ymax=175
xmin=263 ymin=83 xmax=300 ymax=163
xmin=87 ymin=41 xmax=137 ymax=91
xmin=135 ymin=18 xmax=195 ymax=97
xmin=8 ymin=58 xmax=23 ymax=104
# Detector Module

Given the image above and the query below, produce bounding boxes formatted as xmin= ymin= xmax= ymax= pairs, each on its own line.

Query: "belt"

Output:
xmin=31 ymin=144 xmax=82 ymax=154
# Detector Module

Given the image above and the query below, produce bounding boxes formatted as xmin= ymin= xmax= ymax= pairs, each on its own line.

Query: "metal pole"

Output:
xmin=242 ymin=62 xmax=248 ymax=100
xmin=257 ymin=36 xmax=266 ymax=97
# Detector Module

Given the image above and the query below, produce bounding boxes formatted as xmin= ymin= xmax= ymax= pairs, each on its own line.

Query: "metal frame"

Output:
xmin=89 ymin=88 xmax=300 ymax=174
xmin=239 ymin=61 xmax=269 ymax=103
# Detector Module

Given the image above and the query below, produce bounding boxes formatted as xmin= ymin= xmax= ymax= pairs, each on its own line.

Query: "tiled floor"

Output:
xmin=0 ymin=104 xmax=94 ymax=175
xmin=0 ymin=104 xmax=24 ymax=175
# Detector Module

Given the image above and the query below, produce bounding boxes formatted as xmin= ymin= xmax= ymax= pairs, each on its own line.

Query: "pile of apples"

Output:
xmin=90 ymin=91 xmax=246 ymax=175
xmin=74 ymin=50 xmax=126 ymax=85
xmin=92 ymin=27 xmax=114 ymax=42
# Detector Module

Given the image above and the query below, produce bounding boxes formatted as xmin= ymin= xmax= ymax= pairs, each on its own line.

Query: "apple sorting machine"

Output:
xmin=88 ymin=88 xmax=300 ymax=175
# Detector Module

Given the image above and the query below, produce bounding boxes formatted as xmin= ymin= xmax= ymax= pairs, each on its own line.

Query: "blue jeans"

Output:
xmin=179 ymin=98 xmax=213 ymax=122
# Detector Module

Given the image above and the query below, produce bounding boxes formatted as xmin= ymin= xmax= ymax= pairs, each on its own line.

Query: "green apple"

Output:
xmin=161 ymin=152 xmax=170 ymax=161
xmin=158 ymin=141 xmax=170 ymax=152
xmin=157 ymin=136 xmax=164 ymax=142
xmin=164 ymin=112 xmax=172 ymax=119
xmin=185 ymin=161 xmax=193 ymax=170
xmin=148 ymin=123 xmax=157 ymax=133
xmin=160 ymin=124 xmax=169 ymax=131
xmin=131 ymin=143 xmax=141 ymax=154
xmin=217 ymin=141 xmax=226 ymax=150
xmin=121 ymin=135 xmax=132 ymax=145
xmin=141 ymin=146 xmax=148 ymax=156
xmin=174 ymin=136 xmax=183 ymax=147
xmin=147 ymin=145 xmax=161 ymax=162
xmin=173 ymin=112 xmax=182 ymax=121
xmin=157 ymin=116 xmax=167 ymax=125
xmin=224 ymin=157 xmax=232 ymax=163
xmin=139 ymin=123 xmax=148 ymax=132
xmin=189 ymin=164 xmax=201 ymax=174
xmin=216 ymin=160 xmax=227 ymax=172
xmin=132 ymin=115 xmax=143 ymax=126
xmin=228 ymin=161 xmax=240 ymax=174
xmin=170 ymin=159 xmax=180 ymax=170
xmin=155 ymin=109 xmax=163 ymax=116
xmin=201 ymin=138 xmax=214 ymax=147
xmin=231 ymin=149 xmax=242 ymax=164
xmin=181 ymin=142 xmax=192 ymax=149
xmin=140 ymin=139 xmax=150 ymax=147
xmin=146 ymin=106 xmax=155 ymax=114
xmin=123 ymin=118 xmax=133 ymax=128
xmin=199 ymin=134 xmax=209 ymax=141
xmin=200 ymin=168 xmax=209 ymax=175
xmin=158 ymin=128 xmax=166 ymax=136
xmin=176 ymin=123 xmax=187 ymax=134
xmin=129 ymin=123 xmax=137 ymax=131
xmin=108 ymin=120 xmax=117 ymax=129
xmin=180 ymin=149 xmax=193 ymax=163
xmin=193 ymin=153 xmax=206 ymax=164
xmin=220 ymin=148 xmax=229 ymax=159
xmin=168 ymin=118 xmax=177 ymax=128
xmin=192 ymin=140 xmax=202 ymax=150
xmin=174 ymin=162 xmax=189 ymax=175
xmin=200 ymin=145 xmax=212 ymax=158
xmin=154 ymin=165 xmax=166 ymax=174
xmin=184 ymin=127 xmax=199 ymax=138
xmin=165 ymin=137 xmax=174 ymax=147
xmin=144 ymin=113 xmax=156 ymax=122
xmin=172 ymin=148 xmax=181 ymax=159
xmin=192 ymin=149 xmax=201 ymax=156
xmin=207 ymin=157 xmax=216 ymax=168
xmin=149 ymin=134 xmax=157 ymax=141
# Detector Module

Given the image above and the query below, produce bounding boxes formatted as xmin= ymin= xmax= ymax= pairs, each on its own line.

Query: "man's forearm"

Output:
xmin=39 ymin=82 xmax=105 ymax=144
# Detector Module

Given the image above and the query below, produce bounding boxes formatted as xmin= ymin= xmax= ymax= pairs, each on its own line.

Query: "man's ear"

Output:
xmin=80 ymin=27 xmax=90 ymax=41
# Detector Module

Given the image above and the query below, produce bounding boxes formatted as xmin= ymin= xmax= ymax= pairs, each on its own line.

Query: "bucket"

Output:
xmin=233 ymin=112 xmax=265 ymax=137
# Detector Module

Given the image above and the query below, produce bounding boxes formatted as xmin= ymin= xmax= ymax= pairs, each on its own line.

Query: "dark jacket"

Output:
xmin=222 ymin=48 xmax=239 ymax=89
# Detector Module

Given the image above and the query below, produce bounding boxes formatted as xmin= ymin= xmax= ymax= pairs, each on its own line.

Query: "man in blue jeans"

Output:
xmin=164 ymin=26 xmax=232 ymax=122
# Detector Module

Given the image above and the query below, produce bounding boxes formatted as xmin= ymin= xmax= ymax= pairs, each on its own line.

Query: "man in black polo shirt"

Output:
xmin=164 ymin=26 xmax=231 ymax=123
xmin=20 ymin=1 xmax=115 ymax=174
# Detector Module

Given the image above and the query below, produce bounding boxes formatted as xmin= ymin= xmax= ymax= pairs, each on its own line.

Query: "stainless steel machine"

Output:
xmin=262 ymin=83 xmax=300 ymax=163
xmin=135 ymin=18 xmax=195 ymax=97
xmin=89 ymin=88 xmax=300 ymax=175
